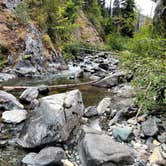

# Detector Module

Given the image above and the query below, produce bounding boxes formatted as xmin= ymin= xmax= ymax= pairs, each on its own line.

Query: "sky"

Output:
xmin=105 ymin=0 xmax=157 ymax=17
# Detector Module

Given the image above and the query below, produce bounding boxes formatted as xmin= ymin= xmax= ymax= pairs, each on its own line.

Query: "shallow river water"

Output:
xmin=0 ymin=74 xmax=110 ymax=165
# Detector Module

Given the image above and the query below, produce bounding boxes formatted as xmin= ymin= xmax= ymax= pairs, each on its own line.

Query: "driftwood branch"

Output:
xmin=0 ymin=80 xmax=99 ymax=92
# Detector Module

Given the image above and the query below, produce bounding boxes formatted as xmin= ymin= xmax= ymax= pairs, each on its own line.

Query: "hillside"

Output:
xmin=0 ymin=0 xmax=104 ymax=78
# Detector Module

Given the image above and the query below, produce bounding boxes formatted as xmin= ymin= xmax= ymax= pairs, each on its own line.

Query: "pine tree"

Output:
xmin=112 ymin=0 xmax=136 ymax=37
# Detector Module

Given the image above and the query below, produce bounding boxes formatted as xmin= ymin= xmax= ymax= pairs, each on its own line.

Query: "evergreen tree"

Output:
xmin=112 ymin=0 xmax=136 ymax=37
xmin=121 ymin=0 xmax=136 ymax=37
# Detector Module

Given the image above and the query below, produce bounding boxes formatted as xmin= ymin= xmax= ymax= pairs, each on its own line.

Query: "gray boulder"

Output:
xmin=0 ymin=90 xmax=23 ymax=110
xmin=97 ymin=98 xmax=111 ymax=115
xmin=17 ymin=89 xmax=84 ymax=148
xmin=141 ymin=117 xmax=159 ymax=137
xmin=79 ymin=126 xmax=136 ymax=166
xmin=22 ymin=147 xmax=65 ymax=166
xmin=94 ymin=71 xmax=130 ymax=88
xmin=0 ymin=73 xmax=16 ymax=82
xmin=2 ymin=109 xmax=27 ymax=124
xmin=19 ymin=87 xmax=39 ymax=103
xmin=112 ymin=84 xmax=136 ymax=98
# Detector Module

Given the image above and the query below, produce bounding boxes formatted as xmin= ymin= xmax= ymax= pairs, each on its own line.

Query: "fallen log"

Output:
xmin=0 ymin=80 xmax=99 ymax=92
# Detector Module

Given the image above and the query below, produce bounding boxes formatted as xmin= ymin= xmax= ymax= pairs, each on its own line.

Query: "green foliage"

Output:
xmin=27 ymin=0 xmax=79 ymax=45
xmin=106 ymin=33 xmax=128 ymax=51
xmin=121 ymin=24 xmax=166 ymax=113
xmin=62 ymin=39 xmax=104 ymax=61
xmin=84 ymin=0 xmax=104 ymax=35
xmin=14 ymin=1 xmax=30 ymax=24
xmin=112 ymin=0 xmax=136 ymax=37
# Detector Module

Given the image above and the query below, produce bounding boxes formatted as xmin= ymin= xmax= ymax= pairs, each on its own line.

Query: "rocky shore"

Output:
xmin=0 ymin=51 xmax=166 ymax=166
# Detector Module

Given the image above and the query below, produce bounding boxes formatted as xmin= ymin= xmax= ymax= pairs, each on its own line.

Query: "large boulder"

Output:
xmin=19 ymin=87 xmax=39 ymax=103
xmin=17 ymin=90 xmax=84 ymax=148
xmin=22 ymin=147 xmax=66 ymax=166
xmin=79 ymin=126 xmax=136 ymax=166
xmin=94 ymin=70 xmax=132 ymax=88
xmin=0 ymin=90 xmax=23 ymax=110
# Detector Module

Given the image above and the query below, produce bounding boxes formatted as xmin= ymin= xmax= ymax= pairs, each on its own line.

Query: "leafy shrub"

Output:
xmin=121 ymin=24 xmax=166 ymax=114
xmin=106 ymin=33 xmax=128 ymax=51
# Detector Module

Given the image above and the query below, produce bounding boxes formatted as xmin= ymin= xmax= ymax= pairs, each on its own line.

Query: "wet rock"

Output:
xmin=0 ymin=73 xmax=16 ymax=82
xmin=38 ymin=85 xmax=49 ymax=95
xmin=0 ymin=140 xmax=8 ymax=148
xmin=15 ymin=64 xmax=37 ymax=77
xmin=0 ymin=90 xmax=24 ymax=110
xmin=94 ymin=70 xmax=129 ymax=88
xmin=19 ymin=87 xmax=39 ymax=103
xmin=141 ymin=117 xmax=158 ymax=137
xmin=149 ymin=146 xmax=166 ymax=166
xmin=112 ymin=127 xmax=133 ymax=142
xmin=2 ymin=109 xmax=27 ymax=124
xmin=84 ymin=106 xmax=98 ymax=117
xmin=97 ymin=97 xmax=111 ymax=115
xmin=98 ymin=63 xmax=109 ymax=70
xmin=17 ymin=90 xmax=84 ymax=148
xmin=79 ymin=126 xmax=136 ymax=166
xmin=22 ymin=147 xmax=65 ymax=166
xmin=158 ymin=132 xmax=166 ymax=143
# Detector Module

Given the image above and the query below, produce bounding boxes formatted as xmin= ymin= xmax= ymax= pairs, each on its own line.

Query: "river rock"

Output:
xmin=0 ymin=90 xmax=24 ymax=110
xmin=19 ymin=87 xmax=39 ymax=103
xmin=141 ymin=117 xmax=158 ymax=137
xmin=0 ymin=73 xmax=16 ymax=82
xmin=158 ymin=133 xmax=166 ymax=143
xmin=94 ymin=70 xmax=129 ymax=88
xmin=97 ymin=97 xmax=111 ymax=115
xmin=112 ymin=127 xmax=133 ymax=142
xmin=160 ymin=144 xmax=166 ymax=159
xmin=112 ymin=84 xmax=136 ymax=98
xmin=149 ymin=146 xmax=166 ymax=165
xmin=84 ymin=106 xmax=98 ymax=117
xmin=22 ymin=147 xmax=66 ymax=166
xmin=17 ymin=89 xmax=84 ymax=148
xmin=79 ymin=126 xmax=136 ymax=166
xmin=38 ymin=85 xmax=49 ymax=95
xmin=22 ymin=153 xmax=37 ymax=165
xmin=2 ymin=109 xmax=27 ymax=124
xmin=61 ymin=159 xmax=75 ymax=166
